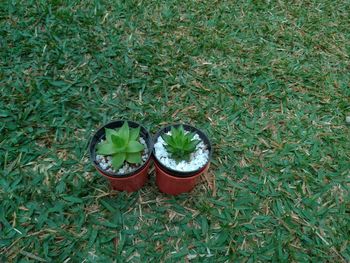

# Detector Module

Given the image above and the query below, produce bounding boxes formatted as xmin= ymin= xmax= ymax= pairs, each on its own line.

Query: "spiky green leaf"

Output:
xmin=105 ymin=128 xmax=118 ymax=142
xmin=126 ymin=152 xmax=142 ymax=164
xmin=126 ymin=141 xmax=144 ymax=153
xmin=163 ymin=125 xmax=201 ymax=162
xmin=97 ymin=123 xmax=146 ymax=168
xmin=118 ymin=121 xmax=130 ymax=142
xmin=111 ymin=134 xmax=127 ymax=150
xmin=129 ymin=127 xmax=140 ymax=141
xmin=97 ymin=142 xmax=118 ymax=155
xmin=112 ymin=152 xmax=126 ymax=170
xmin=184 ymin=139 xmax=200 ymax=151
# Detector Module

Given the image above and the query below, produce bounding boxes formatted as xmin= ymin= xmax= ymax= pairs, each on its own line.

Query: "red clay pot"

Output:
xmin=153 ymin=124 xmax=212 ymax=195
xmin=155 ymin=161 xmax=209 ymax=195
xmin=89 ymin=120 xmax=153 ymax=192
xmin=97 ymin=159 xmax=151 ymax=192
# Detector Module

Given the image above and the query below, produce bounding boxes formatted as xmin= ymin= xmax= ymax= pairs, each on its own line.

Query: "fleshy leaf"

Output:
xmin=112 ymin=152 xmax=126 ymax=170
xmin=179 ymin=125 xmax=185 ymax=134
xmin=163 ymin=125 xmax=201 ymax=162
xmin=129 ymin=127 xmax=140 ymax=141
xmin=167 ymin=147 xmax=176 ymax=153
xmin=170 ymin=126 xmax=178 ymax=138
xmin=105 ymin=128 xmax=118 ymax=143
xmin=184 ymin=138 xmax=199 ymax=151
xmin=162 ymin=134 xmax=170 ymax=142
xmin=126 ymin=152 xmax=142 ymax=164
xmin=96 ymin=142 xmax=118 ymax=155
xmin=96 ymin=123 xmax=147 ymax=167
xmin=118 ymin=121 xmax=130 ymax=142
xmin=126 ymin=141 xmax=144 ymax=153
xmin=111 ymin=134 xmax=127 ymax=150
xmin=162 ymin=134 xmax=175 ymax=146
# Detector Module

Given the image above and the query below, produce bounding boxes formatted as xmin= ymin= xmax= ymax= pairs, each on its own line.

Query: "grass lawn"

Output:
xmin=1 ymin=0 xmax=349 ymax=261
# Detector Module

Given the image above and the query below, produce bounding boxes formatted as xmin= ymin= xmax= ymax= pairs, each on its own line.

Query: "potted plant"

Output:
xmin=89 ymin=120 xmax=153 ymax=192
xmin=153 ymin=124 xmax=212 ymax=195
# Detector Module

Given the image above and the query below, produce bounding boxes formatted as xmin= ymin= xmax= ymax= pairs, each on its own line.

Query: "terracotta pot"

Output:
xmin=153 ymin=124 xmax=212 ymax=195
xmin=155 ymin=162 xmax=210 ymax=195
xmin=97 ymin=159 xmax=151 ymax=192
xmin=89 ymin=120 xmax=153 ymax=192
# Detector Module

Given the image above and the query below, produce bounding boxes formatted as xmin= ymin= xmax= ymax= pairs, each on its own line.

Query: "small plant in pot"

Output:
xmin=153 ymin=124 xmax=212 ymax=195
xmin=89 ymin=120 xmax=153 ymax=192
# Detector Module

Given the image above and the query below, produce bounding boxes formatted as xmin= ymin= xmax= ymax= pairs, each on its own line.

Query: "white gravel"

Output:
xmin=154 ymin=131 xmax=209 ymax=172
xmin=96 ymin=137 xmax=149 ymax=175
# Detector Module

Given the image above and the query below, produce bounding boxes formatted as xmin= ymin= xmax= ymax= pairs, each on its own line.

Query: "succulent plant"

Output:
xmin=162 ymin=125 xmax=200 ymax=162
xmin=96 ymin=122 xmax=145 ymax=170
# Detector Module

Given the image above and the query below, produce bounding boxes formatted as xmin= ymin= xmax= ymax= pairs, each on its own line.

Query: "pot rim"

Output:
xmin=154 ymin=160 xmax=208 ymax=179
xmin=152 ymin=123 xmax=212 ymax=178
xmin=89 ymin=120 xmax=153 ymax=178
